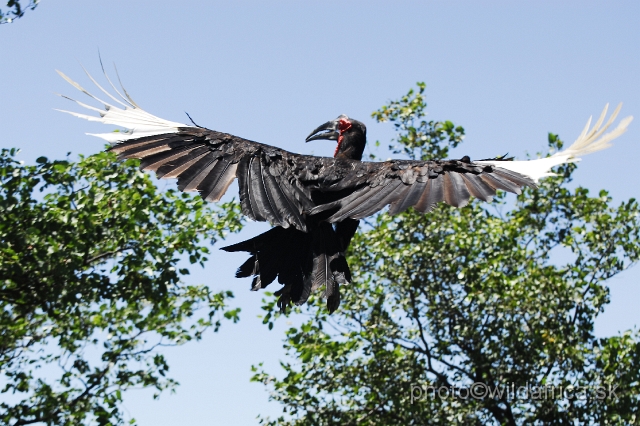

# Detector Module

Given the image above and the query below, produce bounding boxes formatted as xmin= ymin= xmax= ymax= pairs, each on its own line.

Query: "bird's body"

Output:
xmin=57 ymin=67 xmax=633 ymax=312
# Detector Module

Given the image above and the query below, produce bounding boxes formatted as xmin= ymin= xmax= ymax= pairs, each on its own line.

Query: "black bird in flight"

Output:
xmin=57 ymin=67 xmax=632 ymax=313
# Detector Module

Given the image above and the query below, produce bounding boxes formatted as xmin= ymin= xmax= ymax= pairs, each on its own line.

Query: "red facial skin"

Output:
xmin=334 ymin=117 xmax=352 ymax=157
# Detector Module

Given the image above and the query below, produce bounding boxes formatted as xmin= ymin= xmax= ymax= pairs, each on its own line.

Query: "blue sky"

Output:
xmin=2 ymin=1 xmax=639 ymax=424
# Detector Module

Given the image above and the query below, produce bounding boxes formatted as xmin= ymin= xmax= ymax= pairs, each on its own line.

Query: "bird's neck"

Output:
xmin=334 ymin=134 xmax=366 ymax=161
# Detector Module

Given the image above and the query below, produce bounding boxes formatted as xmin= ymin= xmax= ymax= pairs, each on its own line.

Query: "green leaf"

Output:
xmin=0 ymin=149 xmax=245 ymax=425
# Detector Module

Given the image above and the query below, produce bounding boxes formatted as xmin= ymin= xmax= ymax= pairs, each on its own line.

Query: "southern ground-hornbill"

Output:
xmin=57 ymin=68 xmax=633 ymax=312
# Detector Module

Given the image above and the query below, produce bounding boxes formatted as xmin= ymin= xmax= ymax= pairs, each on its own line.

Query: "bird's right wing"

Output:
xmin=56 ymin=68 xmax=350 ymax=232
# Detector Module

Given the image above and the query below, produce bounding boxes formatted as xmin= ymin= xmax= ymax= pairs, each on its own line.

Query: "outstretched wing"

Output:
xmin=58 ymin=68 xmax=632 ymax=230
xmin=57 ymin=68 xmax=328 ymax=231
xmin=306 ymin=157 xmax=535 ymax=222
xmin=309 ymin=103 xmax=632 ymax=222
xmin=111 ymin=130 xmax=321 ymax=232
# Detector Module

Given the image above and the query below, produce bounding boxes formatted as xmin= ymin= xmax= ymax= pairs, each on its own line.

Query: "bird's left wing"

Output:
xmin=307 ymin=103 xmax=632 ymax=222
xmin=304 ymin=157 xmax=535 ymax=222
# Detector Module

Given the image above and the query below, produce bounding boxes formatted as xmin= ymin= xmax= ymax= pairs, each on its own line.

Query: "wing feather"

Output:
xmin=414 ymin=174 xmax=445 ymax=213
xmin=460 ymin=173 xmax=495 ymax=202
xmin=479 ymin=172 xmax=522 ymax=194
xmin=112 ymin=137 xmax=195 ymax=159
xmin=139 ymin=145 xmax=203 ymax=171
xmin=344 ymin=180 xmax=404 ymax=220
xmin=308 ymin=185 xmax=373 ymax=216
xmin=443 ymin=171 xmax=471 ymax=208
xmin=156 ymin=147 xmax=210 ymax=179
xmin=278 ymin=177 xmax=315 ymax=212
xmin=250 ymin=156 xmax=280 ymax=224
xmin=247 ymin=157 xmax=268 ymax=222
xmin=177 ymin=155 xmax=219 ymax=192
xmin=263 ymin=172 xmax=307 ymax=231
xmin=236 ymin=157 xmax=258 ymax=221
xmin=492 ymin=168 xmax=534 ymax=189
xmin=110 ymin=135 xmax=176 ymax=154
xmin=389 ymin=180 xmax=428 ymax=215
xmin=199 ymin=160 xmax=239 ymax=202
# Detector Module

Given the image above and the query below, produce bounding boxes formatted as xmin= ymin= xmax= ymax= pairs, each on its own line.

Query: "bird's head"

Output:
xmin=305 ymin=115 xmax=367 ymax=161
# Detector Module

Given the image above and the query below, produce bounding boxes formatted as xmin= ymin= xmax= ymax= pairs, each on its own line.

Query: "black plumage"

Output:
xmin=55 ymin=66 xmax=631 ymax=314
xmin=107 ymin=117 xmax=536 ymax=312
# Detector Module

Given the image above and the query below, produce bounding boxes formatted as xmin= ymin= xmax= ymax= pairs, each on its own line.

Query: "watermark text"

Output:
xmin=410 ymin=383 xmax=618 ymax=403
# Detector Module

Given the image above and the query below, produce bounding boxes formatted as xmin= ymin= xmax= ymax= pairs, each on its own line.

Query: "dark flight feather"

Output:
xmin=443 ymin=171 xmax=471 ymax=208
xmin=155 ymin=146 xmax=210 ymax=179
xmin=460 ymin=173 xmax=495 ymax=202
xmin=415 ymin=175 xmax=445 ymax=212
xmin=331 ymin=180 xmax=403 ymax=221
xmin=139 ymin=145 xmax=203 ymax=171
xmin=236 ymin=156 xmax=258 ymax=221
xmin=113 ymin=136 xmax=194 ymax=159
xmin=493 ymin=168 xmax=537 ymax=189
xmin=479 ymin=172 xmax=522 ymax=194
xmin=263 ymin=169 xmax=306 ymax=230
xmin=350 ymin=180 xmax=405 ymax=219
xmin=388 ymin=180 xmax=427 ymax=215
xmin=176 ymin=154 xmax=217 ymax=192
xmin=248 ymin=157 xmax=276 ymax=223
xmin=200 ymin=161 xmax=238 ymax=202
xmin=255 ymin=158 xmax=286 ymax=226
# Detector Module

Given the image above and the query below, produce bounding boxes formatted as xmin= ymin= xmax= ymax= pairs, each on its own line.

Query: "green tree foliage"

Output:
xmin=254 ymin=84 xmax=640 ymax=425
xmin=0 ymin=149 xmax=244 ymax=425
xmin=0 ymin=0 xmax=38 ymax=24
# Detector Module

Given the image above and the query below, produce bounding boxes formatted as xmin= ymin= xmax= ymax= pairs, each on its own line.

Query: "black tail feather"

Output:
xmin=236 ymin=255 xmax=257 ymax=278
xmin=221 ymin=220 xmax=359 ymax=313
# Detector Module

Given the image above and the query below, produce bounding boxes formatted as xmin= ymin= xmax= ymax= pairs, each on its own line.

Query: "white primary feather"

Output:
xmin=56 ymin=68 xmax=191 ymax=143
xmin=475 ymin=104 xmax=633 ymax=182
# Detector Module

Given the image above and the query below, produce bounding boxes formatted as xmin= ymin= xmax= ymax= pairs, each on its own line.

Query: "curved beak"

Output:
xmin=305 ymin=118 xmax=339 ymax=143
